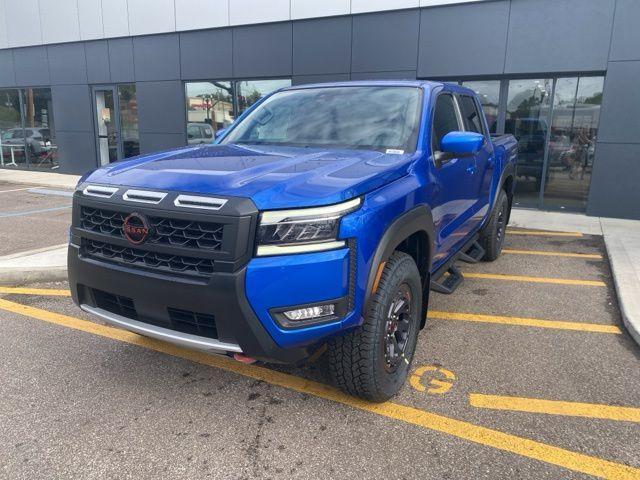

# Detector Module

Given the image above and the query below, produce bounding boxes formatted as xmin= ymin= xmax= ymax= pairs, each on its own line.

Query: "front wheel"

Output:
xmin=327 ymin=251 xmax=421 ymax=402
xmin=479 ymin=189 xmax=509 ymax=262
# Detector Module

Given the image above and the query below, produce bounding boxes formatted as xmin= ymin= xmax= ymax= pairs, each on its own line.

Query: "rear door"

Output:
xmin=429 ymin=91 xmax=477 ymax=266
xmin=457 ymin=94 xmax=494 ymax=230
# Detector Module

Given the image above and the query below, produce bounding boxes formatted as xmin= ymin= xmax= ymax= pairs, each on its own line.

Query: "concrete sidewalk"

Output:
xmin=0 ymin=169 xmax=80 ymax=189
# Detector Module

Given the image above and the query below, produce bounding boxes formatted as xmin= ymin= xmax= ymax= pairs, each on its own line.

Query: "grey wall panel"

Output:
xmin=180 ymin=29 xmax=233 ymax=80
xmin=417 ymin=1 xmax=509 ymax=78
xmin=293 ymin=17 xmax=351 ymax=75
xmin=139 ymin=132 xmax=186 ymax=154
xmin=609 ymin=0 xmax=640 ymax=61
xmin=0 ymin=50 xmax=16 ymax=87
xmin=351 ymin=10 xmax=419 ymax=73
xmin=133 ymin=34 xmax=180 ymax=81
xmin=136 ymin=81 xmax=186 ymax=134
xmin=587 ymin=143 xmax=640 ymax=219
xmin=51 ymin=85 xmax=93 ymax=132
xmin=47 ymin=43 xmax=88 ymax=85
xmin=292 ymin=73 xmax=351 ymax=85
xmin=351 ymin=70 xmax=416 ymax=80
xmin=85 ymin=41 xmax=111 ymax=84
xmin=54 ymin=130 xmax=97 ymax=174
xmin=505 ymin=0 xmax=615 ymax=73
xmin=13 ymin=46 xmax=50 ymax=86
xmin=233 ymin=23 xmax=293 ymax=78
xmin=108 ymin=38 xmax=135 ymax=83
xmin=597 ymin=61 xmax=640 ymax=144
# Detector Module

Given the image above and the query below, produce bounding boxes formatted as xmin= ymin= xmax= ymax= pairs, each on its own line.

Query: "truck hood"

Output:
xmin=83 ymin=144 xmax=417 ymax=210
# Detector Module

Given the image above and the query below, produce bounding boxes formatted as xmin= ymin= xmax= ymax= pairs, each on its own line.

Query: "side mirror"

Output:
xmin=435 ymin=131 xmax=484 ymax=167
xmin=215 ymin=128 xmax=227 ymax=139
xmin=441 ymin=131 xmax=484 ymax=155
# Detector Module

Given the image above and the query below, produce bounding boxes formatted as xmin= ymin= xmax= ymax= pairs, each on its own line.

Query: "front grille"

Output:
xmin=168 ymin=307 xmax=218 ymax=338
xmin=83 ymin=238 xmax=215 ymax=277
xmin=80 ymin=206 xmax=224 ymax=251
xmin=92 ymin=288 xmax=137 ymax=320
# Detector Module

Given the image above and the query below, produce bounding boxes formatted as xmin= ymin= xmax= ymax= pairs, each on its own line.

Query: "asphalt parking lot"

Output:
xmin=1 ymin=192 xmax=639 ymax=479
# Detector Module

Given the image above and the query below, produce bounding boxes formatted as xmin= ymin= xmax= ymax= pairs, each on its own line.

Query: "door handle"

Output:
xmin=466 ymin=165 xmax=477 ymax=175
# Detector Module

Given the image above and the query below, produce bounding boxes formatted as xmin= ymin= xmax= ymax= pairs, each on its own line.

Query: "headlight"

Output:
xmin=256 ymin=198 xmax=361 ymax=256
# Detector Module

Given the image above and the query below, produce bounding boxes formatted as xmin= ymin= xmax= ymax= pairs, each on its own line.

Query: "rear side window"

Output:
xmin=459 ymin=95 xmax=484 ymax=134
xmin=432 ymin=94 xmax=461 ymax=151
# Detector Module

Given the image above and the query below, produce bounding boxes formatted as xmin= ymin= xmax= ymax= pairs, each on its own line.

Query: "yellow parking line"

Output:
xmin=470 ymin=394 xmax=640 ymax=424
xmin=502 ymin=249 xmax=603 ymax=259
xmin=0 ymin=299 xmax=638 ymax=479
xmin=0 ymin=287 xmax=71 ymax=296
xmin=463 ymin=272 xmax=606 ymax=287
xmin=0 ymin=299 xmax=635 ymax=479
xmin=507 ymin=229 xmax=583 ymax=237
xmin=428 ymin=310 xmax=621 ymax=334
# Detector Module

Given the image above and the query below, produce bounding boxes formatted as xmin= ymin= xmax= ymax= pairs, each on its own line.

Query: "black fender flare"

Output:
xmin=493 ymin=162 xmax=515 ymax=206
xmin=362 ymin=205 xmax=435 ymax=319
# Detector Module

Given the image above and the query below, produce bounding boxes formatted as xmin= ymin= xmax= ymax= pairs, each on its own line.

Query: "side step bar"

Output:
xmin=459 ymin=241 xmax=485 ymax=264
xmin=430 ymin=239 xmax=485 ymax=295
xmin=430 ymin=264 xmax=463 ymax=294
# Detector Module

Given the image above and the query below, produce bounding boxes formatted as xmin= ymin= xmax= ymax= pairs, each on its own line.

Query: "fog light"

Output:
xmin=283 ymin=304 xmax=335 ymax=321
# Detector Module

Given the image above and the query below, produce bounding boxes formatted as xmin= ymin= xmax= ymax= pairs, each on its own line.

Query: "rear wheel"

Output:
xmin=479 ymin=189 xmax=509 ymax=262
xmin=327 ymin=251 xmax=421 ymax=402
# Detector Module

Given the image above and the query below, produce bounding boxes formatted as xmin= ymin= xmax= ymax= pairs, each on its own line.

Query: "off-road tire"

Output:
xmin=479 ymin=189 xmax=509 ymax=262
xmin=327 ymin=251 xmax=421 ymax=402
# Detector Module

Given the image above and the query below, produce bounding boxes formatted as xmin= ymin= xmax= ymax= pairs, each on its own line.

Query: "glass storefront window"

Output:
xmin=118 ymin=84 xmax=140 ymax=158
xmin=0 ymin=88 xmax=57 ymax=170
xmin=185 ymin=81 xmax=234 ymax=144
xmin=505 ymin=78 xmax=553 ymax=208
xmin=461 ymin=81 xmax=500 ymax=133
xmin=543 ymin=76 xmax=604 ymax=210
xmin=236 ymin=79 xmax=292 ymax=117
xmin=23 ymin=88 xmax=57 ymax=169
xmin=0 ymin=89 xmax=26 ymax=168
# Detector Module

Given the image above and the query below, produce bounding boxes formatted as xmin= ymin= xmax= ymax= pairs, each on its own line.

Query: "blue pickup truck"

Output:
xmin=69 ymin=81 xmax=517 ymax=401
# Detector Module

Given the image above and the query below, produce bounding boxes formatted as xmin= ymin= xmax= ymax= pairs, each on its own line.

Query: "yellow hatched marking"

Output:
xmin=463 ymin=272 xmax=606 ymax=287
xmin=507 ymin=229 xmax=583 ymax=237
xmin=428 ymin=310 xmax=621 ymax=334
xmin=502 ymin=249 xmax=602 ymax=259
xmin=0 ymin=299 xmax=639 ymax=479
xmin=470 ymin=394 xmax=640 ymax=423
xmin=0 ymin=287 xmax=71 ymax=296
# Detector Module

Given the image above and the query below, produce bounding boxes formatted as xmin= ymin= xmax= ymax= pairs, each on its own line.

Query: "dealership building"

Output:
xmin=0 ymin=0 xmax=638 ymax=219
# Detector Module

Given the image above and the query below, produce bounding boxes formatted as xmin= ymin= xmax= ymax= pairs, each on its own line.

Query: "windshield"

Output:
xmin=221 ymin=86 xmax=423 ymax=153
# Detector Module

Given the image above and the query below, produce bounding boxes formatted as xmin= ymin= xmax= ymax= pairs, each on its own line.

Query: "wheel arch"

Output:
xmin=363 ymin=205 xmax=435 ymax=329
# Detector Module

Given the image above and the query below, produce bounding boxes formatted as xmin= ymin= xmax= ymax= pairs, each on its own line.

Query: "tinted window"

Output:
xmin=432 ymin=94 xmax=460 ymax=151
xmin=459 ymin=95 xmax=484 ymax=134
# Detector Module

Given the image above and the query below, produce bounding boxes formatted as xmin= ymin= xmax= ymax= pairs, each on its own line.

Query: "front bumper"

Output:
xmin=68 ymin=239 xmax=356 ymax=363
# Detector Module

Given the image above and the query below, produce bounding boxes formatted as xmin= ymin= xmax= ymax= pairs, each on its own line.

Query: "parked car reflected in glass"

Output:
xmin=187 ymin=122 xmax=214 ymax=145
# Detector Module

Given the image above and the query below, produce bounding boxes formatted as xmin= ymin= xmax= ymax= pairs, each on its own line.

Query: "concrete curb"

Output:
xmin=0 ymin=245 xmax=68 ymax=286
xmin=604 ymin=235 xmax=640 ymax=345
xmin=0 ymin=266 xmax=68 ymax=286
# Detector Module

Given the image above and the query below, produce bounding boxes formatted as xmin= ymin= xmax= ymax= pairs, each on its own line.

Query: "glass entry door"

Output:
xmin=92 ymin=84 xmax=140 ymax=166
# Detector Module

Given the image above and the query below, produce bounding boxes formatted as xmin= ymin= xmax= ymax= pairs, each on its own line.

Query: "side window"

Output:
xmin=187 ymin=124 xmax=199 ymax=140
xmin=432 ymin=94 xmax=461 ymax=152
xmin=459 ymin=95 xmax=484 ymax=135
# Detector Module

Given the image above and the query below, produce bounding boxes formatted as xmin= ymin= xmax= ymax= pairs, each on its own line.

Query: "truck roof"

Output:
xmin=283 ymin=79 xmax=443 ymax=91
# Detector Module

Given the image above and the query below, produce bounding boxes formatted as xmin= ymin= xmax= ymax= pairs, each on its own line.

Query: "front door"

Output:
xmin=92 ymin=84 xmax=141 ymax=166
xmin=429 ymin=91 xmax=478 ymax=266
xmin=93 ymin=86 xmax=120 ymax=165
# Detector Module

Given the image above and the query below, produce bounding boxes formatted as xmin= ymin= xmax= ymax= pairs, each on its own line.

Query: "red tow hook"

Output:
xmin=233 ymin=353 xmax=257 ymax=364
